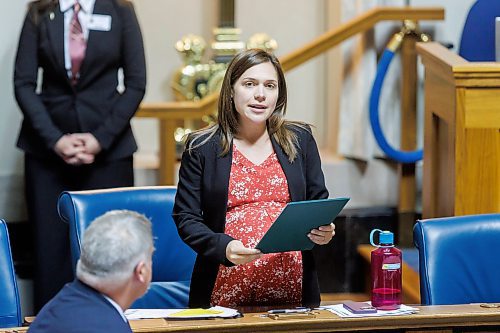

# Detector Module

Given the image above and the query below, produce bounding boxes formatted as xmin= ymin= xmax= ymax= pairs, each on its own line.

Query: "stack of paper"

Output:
xmin=125 ymin=306 xmax=240 ymax=320
xmin=320 ymin=303 xmax=418 ymax=318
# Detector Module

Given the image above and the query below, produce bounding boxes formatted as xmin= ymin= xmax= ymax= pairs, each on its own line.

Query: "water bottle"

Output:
xmin=369 ymin=229 xmax=402 ymax=310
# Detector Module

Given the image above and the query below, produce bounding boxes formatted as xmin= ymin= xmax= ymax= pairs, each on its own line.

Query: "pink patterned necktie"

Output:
xmin=69 ymin=2 xmax=86 ymax=84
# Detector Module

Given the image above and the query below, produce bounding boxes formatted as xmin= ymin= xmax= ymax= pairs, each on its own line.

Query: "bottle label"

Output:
xmin=382 ymin=263 xmax=401 ymax=270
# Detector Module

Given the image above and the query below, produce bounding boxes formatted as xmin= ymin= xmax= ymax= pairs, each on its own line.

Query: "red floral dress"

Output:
xmin=210 ymin=145 xmax=303 ymax=307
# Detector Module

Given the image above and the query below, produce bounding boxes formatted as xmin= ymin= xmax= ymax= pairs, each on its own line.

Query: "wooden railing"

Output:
xmin=136 ymin=7 xmax=444 ymax=186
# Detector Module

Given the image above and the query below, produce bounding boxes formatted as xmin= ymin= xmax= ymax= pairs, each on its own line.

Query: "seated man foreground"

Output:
xmin=29 ymin=210 xmax=154 ymax=333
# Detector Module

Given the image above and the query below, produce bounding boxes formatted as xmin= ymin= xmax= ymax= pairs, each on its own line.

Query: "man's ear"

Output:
xmin=134 ymin=261 xmax=147 ymax=283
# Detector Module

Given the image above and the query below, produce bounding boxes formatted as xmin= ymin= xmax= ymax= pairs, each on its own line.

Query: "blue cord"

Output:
xmin=369 ymin=49 xmax=423 ymax=164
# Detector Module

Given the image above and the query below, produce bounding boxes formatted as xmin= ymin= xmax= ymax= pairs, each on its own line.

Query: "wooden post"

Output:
xmin=219 ymin=0 xmax=235 ymax=27
xmin=158 ymin=119 xmax=177 ymax=185
xmin=398 ymin=34 xmax=419 ymax=247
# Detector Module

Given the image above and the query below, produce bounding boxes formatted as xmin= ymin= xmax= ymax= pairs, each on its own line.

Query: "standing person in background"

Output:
xmin=28 ymin=210 xmax=154 ymax=333
xmin=173 ymin=49 xmax=335 ymax=308
xmin=14 ymin=0 xmax=146 ymax=311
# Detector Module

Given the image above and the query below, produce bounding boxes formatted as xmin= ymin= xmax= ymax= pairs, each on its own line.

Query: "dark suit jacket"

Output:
xmin=173 ymin=126 xmax=329 ymax=307
xmin=14 ymin=0 xmax=146 ymax=161
xmin=28 ymin=279 xmax=132 ymax=333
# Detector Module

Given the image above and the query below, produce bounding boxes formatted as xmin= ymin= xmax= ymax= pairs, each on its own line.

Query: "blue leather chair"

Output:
xmin=0 ymin=220 xmax=22 ymax=327
xmin=459 ymin=0 xmax=500 ymax=61
xmin=57 ymin=186 xmax=196 ymax=308
xmin=413 ymin=214 xmax=500 ymax=305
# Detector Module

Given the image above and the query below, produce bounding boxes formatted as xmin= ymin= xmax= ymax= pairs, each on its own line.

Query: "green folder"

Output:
xmin=255 ymin=197 xmax=350 ymax=254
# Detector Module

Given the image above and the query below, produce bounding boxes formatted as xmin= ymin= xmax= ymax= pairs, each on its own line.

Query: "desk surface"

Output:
xmin=4 ymin=304 xmax=499 ymax=333
xmin=129 ymin=304 xmax=500 ymax=333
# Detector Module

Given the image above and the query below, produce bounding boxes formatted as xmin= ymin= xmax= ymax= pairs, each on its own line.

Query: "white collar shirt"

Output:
xmin=59 ymin=0 xmax=96 ymax=78
xmin=102 ymin=294 xmax=128 ymax=323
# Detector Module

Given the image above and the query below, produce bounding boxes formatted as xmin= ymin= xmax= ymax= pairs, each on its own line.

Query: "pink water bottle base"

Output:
xmin=371 ymin=287 xmax=401 ymax=310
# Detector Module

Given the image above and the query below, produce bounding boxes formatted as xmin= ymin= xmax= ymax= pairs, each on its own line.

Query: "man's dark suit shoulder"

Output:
xmin=28 ymin=280 xmax=132 ymax=333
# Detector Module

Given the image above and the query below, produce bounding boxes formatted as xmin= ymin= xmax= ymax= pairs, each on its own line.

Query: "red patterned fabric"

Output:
xmin=210 ymin=145 xmax=303 ymax=307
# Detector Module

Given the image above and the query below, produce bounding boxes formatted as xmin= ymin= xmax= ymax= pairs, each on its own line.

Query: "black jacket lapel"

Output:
xmin=271 ymin=135 xmax=304 ymax=202
xmin=45 ymin=8 xmax=68 ymax=82
xmin=79 ymin=0 xmax=114 ymax=84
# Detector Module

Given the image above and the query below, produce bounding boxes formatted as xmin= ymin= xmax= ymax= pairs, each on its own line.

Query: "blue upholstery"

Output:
xmin=0 ymin=220 xmax=22 ymax=327
xmin=57 ymin=186 xmax=196 ymax=308
xmin=401 ymin=248 xmax=419 ymax=273
xmin=459 ymin=0 xmax=500 ymax=61
xmin=413 ymin=214 xmax=500 ymax=305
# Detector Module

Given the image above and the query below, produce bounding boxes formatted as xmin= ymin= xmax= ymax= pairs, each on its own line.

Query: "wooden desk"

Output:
xmin=131 ymin=305 xmax=500 ymax=332
xmin=357 ymin=244 xmax=420 ymax=305
xmin=3 ymin=304 xmax=500 ymax=333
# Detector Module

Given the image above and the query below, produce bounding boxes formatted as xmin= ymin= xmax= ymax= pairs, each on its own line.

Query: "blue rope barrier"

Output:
xmin=369 ymin=48 xmax=423 ymax=164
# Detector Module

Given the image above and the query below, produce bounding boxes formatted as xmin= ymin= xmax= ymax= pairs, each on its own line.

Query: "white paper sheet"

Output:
xmin=125 ymin=306 xmax=240 ymax=320
xmin=320 ymin=302 xmax=418 ymax=318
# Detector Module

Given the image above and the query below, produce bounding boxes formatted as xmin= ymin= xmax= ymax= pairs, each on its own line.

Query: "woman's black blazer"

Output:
xmin=173 ymin=126 xmax=329 ymax=307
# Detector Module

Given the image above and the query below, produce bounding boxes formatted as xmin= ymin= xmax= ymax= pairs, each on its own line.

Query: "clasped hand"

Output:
xmin=54 ymin=133 xmax=102 ymax=165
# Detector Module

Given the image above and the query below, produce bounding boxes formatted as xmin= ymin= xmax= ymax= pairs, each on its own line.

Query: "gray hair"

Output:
xmin=76 ymin=210 xmax=153 ymax=285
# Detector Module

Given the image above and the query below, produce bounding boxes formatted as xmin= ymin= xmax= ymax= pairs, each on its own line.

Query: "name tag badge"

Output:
xmin=88 ymin=14 xmax=112 ymax=31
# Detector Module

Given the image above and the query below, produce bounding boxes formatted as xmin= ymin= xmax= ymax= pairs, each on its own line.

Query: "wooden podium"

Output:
xmin=417 ymin=42 xmax=500 ymax=218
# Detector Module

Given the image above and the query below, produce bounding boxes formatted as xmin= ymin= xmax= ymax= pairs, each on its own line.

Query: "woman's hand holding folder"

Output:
xmin=308 ymin=222 xmax=336 ymax=245
xmin=226 ymin=240 xmax=262 ymax=265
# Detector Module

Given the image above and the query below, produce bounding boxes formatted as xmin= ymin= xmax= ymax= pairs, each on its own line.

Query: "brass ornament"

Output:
xmin=247 ymin=33 xmax=278 ymax=53
xmin=172 ymin=34 xmax=227 ymax=101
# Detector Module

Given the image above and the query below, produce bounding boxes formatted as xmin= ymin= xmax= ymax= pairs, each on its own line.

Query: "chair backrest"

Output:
xmin=459 ymin=0 xmax=500 ymax=61
xmin=414 ymin=214 xmax=500 ymax=305
xmin=0 ymin=220 xmax=22 ymax=327
xmin=57 ymin=186 xmax=196 ymax=308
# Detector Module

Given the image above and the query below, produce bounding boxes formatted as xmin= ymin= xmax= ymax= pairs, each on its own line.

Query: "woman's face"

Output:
xmin=232 ymin=62 xmax=279 ymax=128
